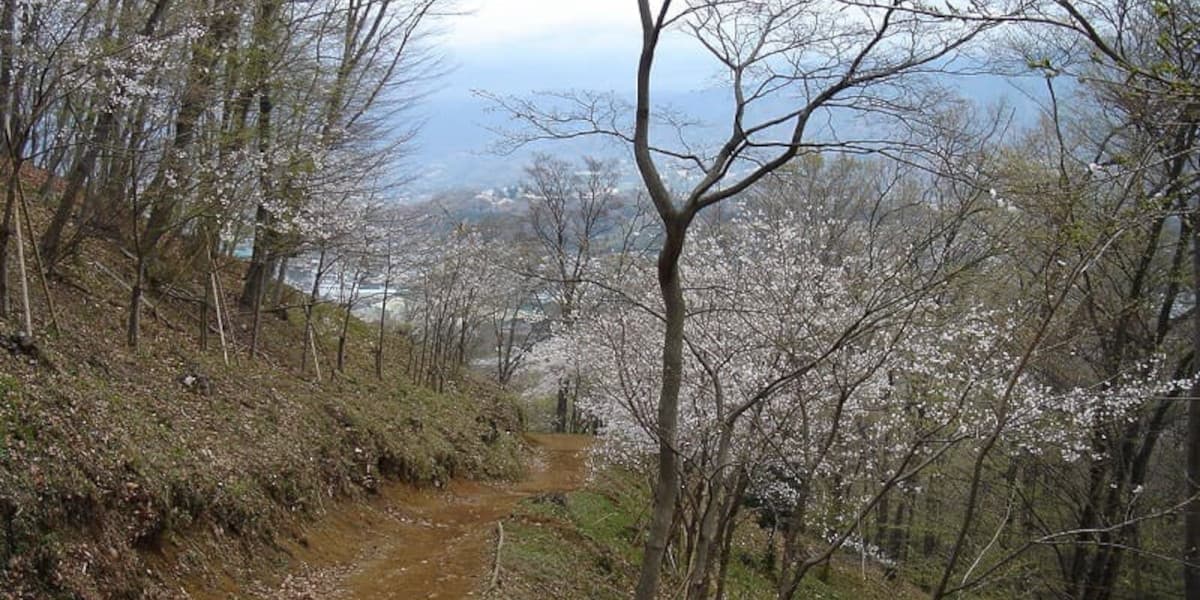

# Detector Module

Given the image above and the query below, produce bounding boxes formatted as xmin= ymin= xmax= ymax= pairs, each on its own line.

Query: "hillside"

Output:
xmin=0 ymin=0 xmax=1196 ymax=597
xmin=0 ymin=191 xmax=524 ymax=599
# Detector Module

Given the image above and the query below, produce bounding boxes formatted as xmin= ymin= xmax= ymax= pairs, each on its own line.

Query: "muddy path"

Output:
xmin=186 ymin=434 xmax=591 ymax=599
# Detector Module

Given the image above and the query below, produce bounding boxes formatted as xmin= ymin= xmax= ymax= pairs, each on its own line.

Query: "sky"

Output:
xmin=440 ymin=0 xmax=709 ymax=92
xmin=409 ymin=1 xmax=1047 ymax=192
xmin=446 ymin=1 xmax=637 ymax=57
xmin=410 ymin=1 xmax=718 ymax=190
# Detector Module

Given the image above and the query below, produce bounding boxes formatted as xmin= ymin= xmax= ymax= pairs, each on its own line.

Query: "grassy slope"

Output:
xmin=491 ymin=468 xmax=928 ymax=600
xmin=0 ymin=201 xmax=523 ymax=599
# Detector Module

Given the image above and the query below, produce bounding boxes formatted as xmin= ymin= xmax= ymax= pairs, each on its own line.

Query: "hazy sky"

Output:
xmin=447 ymin=0 xmax=638 ymax=53
xmin=411 ymin=1 xmax=1042 ymax=190
xmin=439 ymin=0 xmax=710 ymax=92
xmin=412 ymin=1 xmax=715 ymax=188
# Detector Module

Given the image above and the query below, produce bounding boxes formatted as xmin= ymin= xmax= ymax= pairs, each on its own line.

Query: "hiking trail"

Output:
xmin=186 ymin=433 xmax=592 ymax=599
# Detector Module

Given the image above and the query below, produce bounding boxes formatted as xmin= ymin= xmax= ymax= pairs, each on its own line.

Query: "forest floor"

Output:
xmin=183 ymin=434 xmax=592 ymax=599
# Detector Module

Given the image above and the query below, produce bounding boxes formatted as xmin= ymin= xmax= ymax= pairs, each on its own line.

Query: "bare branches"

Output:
xmin=483 ymin=0 xmax=998 ymax=225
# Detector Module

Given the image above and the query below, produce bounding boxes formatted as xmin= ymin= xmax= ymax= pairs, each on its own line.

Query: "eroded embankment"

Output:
xmin=185 ymin=433 xmax=591 ymax=599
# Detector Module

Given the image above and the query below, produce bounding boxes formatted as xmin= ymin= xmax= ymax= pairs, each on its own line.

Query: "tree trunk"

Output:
xmin=237 ymin=0 xmax=284 ymax=310
xmin=301 ymin=246 xmax=326 ymax=376
xmin=1186 ymin=209 xmax=1200 ymax=600
xmin=337 ymin=297 xmax=354 ymax=373
xmin=375 ymin=263 xmax=390 ymax=380
xmin=241 ymin=204 xmax=274 ymax=308
xmin=888 ymin=488 xmax=911 ymax=562
xmin=272 ymin=254 xmax=288 ymax=311
xmin=143 ymin=2 xmax=240 ymax=251
xmin=555 ymin=379 xmax=569 ymax=433
xmin=201 ymin=265 xmax=211 ymax=350
xmin=687 ymin=425 xmax=733 ymax=600
xmin=0 ymin=178 xmax=13 ymax=317
xmin=127 ymin=257 xmax=144 ymax=349
xmin=923 ymin=476 xmax=938 ymax=558
xmin=248 ymin=254 xmax=267 ymax=359
xmin=40 ymin=109 xmax=114 ymax=267
xmin=10 ymin=173 xmax=30 ymax=337
xmin=712 ymin=472 xmax=747 ymax=600
xmin=16 ymin=179 xmax=56 ymax=335
xmin=0 ymin=0 xmax=15 ymax=148
xmin=247 ymin=74 xmax=273 ymax=358
xmin=876 ymin=485 xmax=891 ymax=548
xmin=932 ymin=429 xmax=1002 ymax=600
xmin=0 ymin=0 xmax=16 ymax=319
xmin=635 ymin=221 xmax=688 ymax=600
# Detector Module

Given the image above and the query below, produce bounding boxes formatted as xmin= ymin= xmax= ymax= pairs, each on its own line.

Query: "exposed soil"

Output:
xmin=185 ymin=434 xmax=591 ymax=599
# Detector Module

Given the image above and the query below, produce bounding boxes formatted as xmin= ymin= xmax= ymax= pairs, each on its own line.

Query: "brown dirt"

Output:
xmin=185 ymin=434 xmax=592 ymax=600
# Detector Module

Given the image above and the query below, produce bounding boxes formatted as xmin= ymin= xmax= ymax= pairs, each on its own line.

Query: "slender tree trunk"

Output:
xmin=932 ymin=429 xmax=1002 ymax=599
xmin=301 ymin=247 xmax=326 ymax=375
xmin=337 ymin=307 xmax=350 ymax=372
xmin=0 ymin=177 xmax=13 ymax=317
xmin=248 ymin=256 xmax=266 ymax=359
xmin=16 ymin=179 xmax=55 ymax=335
xmin=417 ymin=307 xmax=430 ymax=386
xmin=0 ymin=0 xmax=15 ymax=319
xmin=10 ymin=174 xmax=29 ymax=337
xmin=127 ymin=257 xmax=144 ymax=350
xmin=40 ymin=110 xmax=114 ymax=266
xmin=876 ymin=485 xmax=891 ymax=548
xmin=272 ymin=254 xmax=288 ymax=311
xmin=375 ymin=261 xmax=390 ymax=380
xmin=1186 ymin=209 xmax=1200 ymax=600
xmin=336 ymin=277 xmax=358 ymax=373
xmin=555 ymin=379 xmax=569 ymax=433
xmin=247 ymin=76 xmax=273 ymax=358
xmin=241 ymin=213 xmax=273 ymax=309
xmin=688 ymin=421 xmax=735 ymax=600
xmin=635 ymin=221 xmax=688 ymax=600
xmin=237 ymin=0 xmax=281 ymax=309
xmin=888 ymin=488 xmax=911 ymax=562
xmin=713 ymin=472 xmax=747 ymax=600
xmin=0 ymin=0 xmax=15 ymax=149
xmin=923 ymin=476 xmax=938 ymax=558
xmin=212 ymin=272 xmax=228 ymax=365
xmin=201 ymin=267 xmax=211 ymax=350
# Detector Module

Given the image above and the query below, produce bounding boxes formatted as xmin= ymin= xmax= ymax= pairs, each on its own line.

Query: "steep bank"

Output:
xmin=0 ymin=215 xmax=523 ymax=599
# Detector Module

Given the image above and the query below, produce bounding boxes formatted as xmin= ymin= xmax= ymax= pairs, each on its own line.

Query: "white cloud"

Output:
xmin=433 ymin=1 xmax=714 ymax=95
xmin=446 ymin=0 xmax=639 ymax=51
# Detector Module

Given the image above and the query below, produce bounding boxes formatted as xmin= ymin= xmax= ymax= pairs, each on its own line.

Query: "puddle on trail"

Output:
xmin=185 ymin=433 xmax=592 ymax=600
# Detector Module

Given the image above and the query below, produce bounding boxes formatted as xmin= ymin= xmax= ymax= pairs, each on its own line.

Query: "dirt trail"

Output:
xmin=194 ymin=434 xmax=591 ymax=599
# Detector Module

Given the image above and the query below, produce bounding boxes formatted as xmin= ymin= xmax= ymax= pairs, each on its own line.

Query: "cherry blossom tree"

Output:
xmin=551 ymin=157 xmax=1009 ymax=598
xmin=485 ymin=1 xmax=1009 ymax=593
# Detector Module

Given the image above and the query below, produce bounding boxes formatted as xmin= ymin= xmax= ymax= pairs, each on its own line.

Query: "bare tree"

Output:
xmin=487 ymin=0 xmax=996 ymax=595
xmin=524 ymin=153 xmax=619 ymax=431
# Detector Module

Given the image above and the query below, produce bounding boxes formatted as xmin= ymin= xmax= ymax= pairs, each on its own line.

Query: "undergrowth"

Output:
xmin=491 ymin=468 xmax=925 ymax=600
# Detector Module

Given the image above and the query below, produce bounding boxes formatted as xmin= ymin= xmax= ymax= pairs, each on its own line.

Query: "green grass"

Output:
xmin=493 ymin=468 xmax=927 ymax=600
